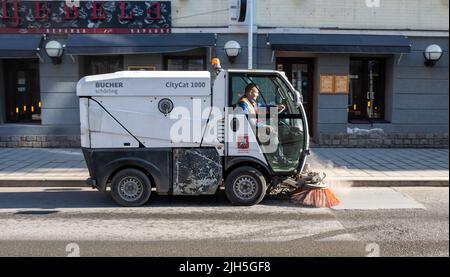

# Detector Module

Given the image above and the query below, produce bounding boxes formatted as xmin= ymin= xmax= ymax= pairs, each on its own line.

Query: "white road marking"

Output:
xmin=0 ymin=187 xmax=355 ymax=242
xmin=0 ymin=217 xmax=353 ymax=242
xmin=332 ymin=187 xmax=426 ymax=210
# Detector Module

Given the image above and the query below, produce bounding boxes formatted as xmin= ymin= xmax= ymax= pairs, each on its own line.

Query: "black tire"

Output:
xmin=225 ymin=166 xmax=267 ymax=206
xmin=110 ymin=168 xmax=151 ymax=207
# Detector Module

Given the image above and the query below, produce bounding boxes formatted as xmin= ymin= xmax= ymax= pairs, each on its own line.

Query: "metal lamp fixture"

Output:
xmin=45 ymin=40 xmax=64 ymax=64
xmin=424 ymin=44 xmax=443 ymax=67
xmin=224 ymin=40 xmax=241 ymax=63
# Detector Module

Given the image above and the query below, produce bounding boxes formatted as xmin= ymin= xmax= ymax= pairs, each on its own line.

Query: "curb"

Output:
xmin=0 ymin=180 xmax=88 ymax=187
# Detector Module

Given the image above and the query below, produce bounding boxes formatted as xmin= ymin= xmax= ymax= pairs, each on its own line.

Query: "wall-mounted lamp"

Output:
xmin=45 ymin=40 xmax=64 ymax=65
xmin=424 ymin=44 xmax=443 ymax=67
xmin=224 ymin=40 xmax=241 ymax=63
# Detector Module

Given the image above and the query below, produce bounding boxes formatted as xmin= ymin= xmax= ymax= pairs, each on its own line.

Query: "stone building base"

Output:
xmin=0 ymin=133 xmax=448 ymax=148
xmin=317 ymin=133 xmax=449 ymax=148
xmin=0 ymin=135 xmax=81 ymax=148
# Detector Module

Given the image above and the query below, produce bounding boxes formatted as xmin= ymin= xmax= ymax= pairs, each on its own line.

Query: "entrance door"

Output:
xmin=276 ymin=58 xmax=314 ymax=135
xmin=4 ymin=59 xmax=41 ymax=123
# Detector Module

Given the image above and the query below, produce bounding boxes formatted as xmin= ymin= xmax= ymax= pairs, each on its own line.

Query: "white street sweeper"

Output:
xmin=77 ymin=59 xmax=339 ymax=207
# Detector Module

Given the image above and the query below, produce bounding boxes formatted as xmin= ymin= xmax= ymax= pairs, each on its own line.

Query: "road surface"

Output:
xmin=0 ymin=186 xmax=447 ymax=257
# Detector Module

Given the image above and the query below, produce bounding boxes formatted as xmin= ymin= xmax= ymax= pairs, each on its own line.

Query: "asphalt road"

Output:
xmin=0 ymin=186 xmax=447 ymax=257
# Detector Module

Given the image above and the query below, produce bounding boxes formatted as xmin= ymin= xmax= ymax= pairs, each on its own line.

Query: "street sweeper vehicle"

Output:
xmin=77 ymin=60 xmax=339 ymax=207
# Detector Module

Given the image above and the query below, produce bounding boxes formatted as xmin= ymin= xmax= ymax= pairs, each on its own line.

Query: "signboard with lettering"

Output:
xmin=320 ymin=74 xmax=334 ymax=94
xmin=334 ymin=74 xmax=349 ymax=94
xmin=0 ymin=0 xmax=171 ymax=34
xmin=320 ymin=74 xmax=349 ymax=94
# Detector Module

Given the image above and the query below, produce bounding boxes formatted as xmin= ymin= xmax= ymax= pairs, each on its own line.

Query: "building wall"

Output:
xmin=1 ymin=1 xmax=448 ymax=148
xmin=124 ymin=54 xmax=163 ymax=71
xmin=0 ymin=61 xmax=4 ymax=124
xmin=251 ymin=34 xmax=449 ymax=147
xmin=315 ymin=37 xmax=449 ymax=147
xmin=390 ymin=37 xmax=449 ymax=133
xmin=216 ymin=34 xmax=254 ymax=69
xmin=39 ymin=45 xmax=80 ymax=127
xmin=171 ymin=0 xmax=228 ymax=27
xmin=256 ymin=0 xmax=449 ymax=31
xmin=314 ymin=54 xmax=350 ymax=138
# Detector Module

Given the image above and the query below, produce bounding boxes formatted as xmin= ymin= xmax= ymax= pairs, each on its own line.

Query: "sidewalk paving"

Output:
xmin=0 ymin=148 xmax=448 ymax=187
xmin=308 ymin=148 xmax=449 ymax=186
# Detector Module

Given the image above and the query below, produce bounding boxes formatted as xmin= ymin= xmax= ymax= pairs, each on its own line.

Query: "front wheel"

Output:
xmin=225 ymin=166 xmax=267 ymax=206
xmin=110 ymin=168 xmax=152 ymax=207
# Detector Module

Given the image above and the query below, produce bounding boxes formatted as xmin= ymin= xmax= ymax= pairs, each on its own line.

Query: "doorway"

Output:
xmin=3 ymin=59 xmax=41 ymax=123
xmin=276 ymin=58 xmax=314 ymax=135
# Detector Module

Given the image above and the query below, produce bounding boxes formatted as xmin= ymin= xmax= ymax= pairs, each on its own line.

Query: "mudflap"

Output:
xmin=172 ymin=148 xmax=223 ymax=195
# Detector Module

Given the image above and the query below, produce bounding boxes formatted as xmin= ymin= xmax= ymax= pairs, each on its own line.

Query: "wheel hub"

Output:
xmin=233 ymin=176 xmax=258 ymax=200
xmin=118 ymin=177 xmax=144 ymax=201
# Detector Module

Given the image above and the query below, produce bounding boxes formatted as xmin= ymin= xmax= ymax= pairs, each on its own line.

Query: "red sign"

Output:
xmin=0 ymin=0 xmax=171 ymax=34
xmin=237 ymin=135 xmax=250 ymax=152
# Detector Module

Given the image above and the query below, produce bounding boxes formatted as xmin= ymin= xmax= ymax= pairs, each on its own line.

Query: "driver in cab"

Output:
xmin=238 ymin=83 xmax=285 ymax=134
xmin=237 ymin=84 xmax=291 ymax=166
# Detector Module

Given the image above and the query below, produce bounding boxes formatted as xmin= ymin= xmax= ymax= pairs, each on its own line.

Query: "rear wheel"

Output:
xmin=110 ymin=168 xmax=151 ymax=207
xmin=225 ymin=166 xmax=267 ymax=206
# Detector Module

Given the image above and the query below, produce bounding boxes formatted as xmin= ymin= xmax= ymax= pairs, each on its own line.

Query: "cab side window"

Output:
xmin=249 ymin=76 xmax=278 ymax=106
xmin=229 ymin=73 xmax=287 ymax=109
xmin=229 ymin=75 xmax=248 ymax=106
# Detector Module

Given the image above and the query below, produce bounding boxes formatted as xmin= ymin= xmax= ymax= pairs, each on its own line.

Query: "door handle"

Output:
xmin=231 ymin=117 xmax=238 ymax=132
xmin=367 ymin=91 xmax=375 ymax=100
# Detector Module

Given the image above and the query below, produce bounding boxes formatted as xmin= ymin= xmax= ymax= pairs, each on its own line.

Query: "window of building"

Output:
xmin=348 ymin=58 xmax=386 ymax=123
xmin=164 ymin=56 xmax=206 ymax=71
xmin=84 ymin=56 xmax=124 ymax=75
xmin=3 ymin=59 xmax=41 ymax=123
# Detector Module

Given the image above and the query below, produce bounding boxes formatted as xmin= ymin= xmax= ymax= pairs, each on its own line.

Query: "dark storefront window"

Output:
xmin=349 ymin=58 xmax=386 ymax=122
xmin=164 ymin=56 xmax=206 ymax=71
xmin=4 ymin=59 xmax=41 ymax=123
xmin=85 ymin=56 xmax=124 ymax=75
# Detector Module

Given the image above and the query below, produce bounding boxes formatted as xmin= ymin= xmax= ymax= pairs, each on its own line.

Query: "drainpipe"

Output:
xmin=247 ymin=0 xmax=254 ymax=69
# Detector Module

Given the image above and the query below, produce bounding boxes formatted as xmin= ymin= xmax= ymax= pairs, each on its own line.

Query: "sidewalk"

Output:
xmin=0 ymin=148 xmax=448 ymax=187
xmin=308 ymin=148 xmax=449 ymax=186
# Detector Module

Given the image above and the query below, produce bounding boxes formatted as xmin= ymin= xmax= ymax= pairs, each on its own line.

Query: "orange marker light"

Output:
xmin=38 ymin=101 xmax=42 ymax=108
xmin=23 ymin=105 xmax=26 ymax=112
xmin=31 ymin=106 xmax=35 ymax=113
xmin=211 ymin=58 xmax=221 ymax=69
xmin=15 ymin=107 xmax=19 ymax=114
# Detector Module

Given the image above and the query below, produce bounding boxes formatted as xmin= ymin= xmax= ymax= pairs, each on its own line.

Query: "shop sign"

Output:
xmin=0 ymin=0 xmax=171 ymax=34
xmin=320 ymin=74 xmax=334 ymax=94
xmin=320 ymin=74 xmax=349 ymax=94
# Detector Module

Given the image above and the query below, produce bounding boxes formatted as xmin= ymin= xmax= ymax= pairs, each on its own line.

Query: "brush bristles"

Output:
xmin=291 ymin=187 xmax=340 ymax=208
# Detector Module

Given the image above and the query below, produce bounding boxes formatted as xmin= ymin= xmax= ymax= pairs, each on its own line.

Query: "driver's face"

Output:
xmin=247 ymin=87 xmax=259 ymax=101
